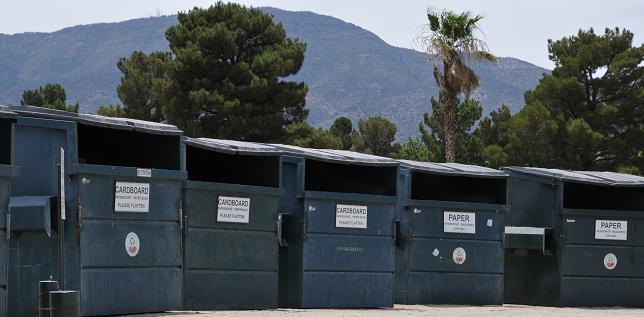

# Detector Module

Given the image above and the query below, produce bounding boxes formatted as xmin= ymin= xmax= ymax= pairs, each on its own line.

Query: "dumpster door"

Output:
xmin=300 ymin=192 xmax=395 ymax=308
xmin=76 ymin=166 xmax=183 ymax=316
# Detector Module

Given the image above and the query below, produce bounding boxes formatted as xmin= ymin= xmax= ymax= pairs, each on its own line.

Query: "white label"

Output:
xmin=114 ymin=182 xmax=150 ymax=213
xmin=125 ymin=232 xmax=140 ymax=257
xmin=432 ymin=248 xmax=440 ymax=257
xmin=486 ymin=219 xmax=493 ymax=227
xmin=336 ymin=204 xmax=368 ymax=229
xmin=604 ymin=253 xmax=617 ymax=270
xmin=444 ymin=211 xmax=476 ymax=234
xmin=595 ymin=220 xmax=627 ymax=240
xmin=60 ymin=147 xmax=66 ymax=220
xmin=217 ymin=196 xmax=250 ymax=223
xmin=137 ymin=168 xmax=152 ymax=178
xmin=453 ymin=247 xmax=466 ymax=265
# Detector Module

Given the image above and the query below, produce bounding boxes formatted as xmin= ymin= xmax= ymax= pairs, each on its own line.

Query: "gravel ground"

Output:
xmin=123 ymin=305 xmax=644 ymax=317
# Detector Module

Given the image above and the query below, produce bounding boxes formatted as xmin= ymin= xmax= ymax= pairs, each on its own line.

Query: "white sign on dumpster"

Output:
xmin=336 ymin=204 xmax=368 ymax=229
xmin=595 ymin=220 xmax=627 ymax=240
xmin=444 ymin=211 xmax=476 ymax=234
xmin=217 ymin=196 xmax=250 ymax=223
xmin=114 ymin=182 xmax=150 ymax=212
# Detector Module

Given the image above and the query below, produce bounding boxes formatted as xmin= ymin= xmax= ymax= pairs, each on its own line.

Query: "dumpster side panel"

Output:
xmin=560 ymin=276 xmax=644 ymax=307
xmin=405 ymin=202 xmax=505 ymax=305
xmin=300 ymin=196 xmax=395 ymax=308
xmin=303 ymin=234 xmax=394 ymax=272
xmin=278 ymin=158 xmax=304 ymax=308
xmin=79 ymin=172 xmax=183 ymax=316
xmin=394 ymin=169 xmax=411 ymax=304
xmin=301 ymin=272 xmax=393 ymax=308
xmin=9 ymin=119 xmax=71 ymax=317
xmin=184 ymin=271 xmax=277 ymax=310
xmin=410 ymin=207 xmax=504 ymax=240
xmin=81 ymin=268 xmax=182 ymax=316
xmin=562 ymin=213 xmax=644 ymax=246
xmin=409 ymin=238 xmax=503 ymax=273
xmin=561 ymin=245 xmax=644 ymax=278
xmin=0 ymin=175 xmax=8 ymax=317
xmin=408 ymin=272 xmax=503 ymax=304
xmin=305 ymin=198 xmax=394 ymax=236
xmin=183 ymin=184 xmax=279 ymax=309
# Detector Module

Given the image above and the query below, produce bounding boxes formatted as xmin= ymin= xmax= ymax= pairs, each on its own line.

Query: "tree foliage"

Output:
xmin=96 ymin=104 xmax=127 ymax=117
xmin=158 ymin=2 xmax=308 ymax=141
xmin=329 ymin=116 xmax=353 ymax=150
xmin=116 ymin=51 xmax=172 ymax=121
xmin=420 ymin=95 xmax=483 ymax=163
xmin=20 ymin=83 xmax=79 ymax=113
xmin=476 ymin=27 xmax=643 ymax=173
xmin=352 ymin=116 xmax=398 ymax=156
xmin=419 ymin=8 xmax=495 ymax=162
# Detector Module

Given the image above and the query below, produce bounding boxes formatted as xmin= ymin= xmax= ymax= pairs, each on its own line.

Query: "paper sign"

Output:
xmin=444 ymin=211 xmax=476 ymax=234
xmin=595 ymin=220 xmax=627 ymax=240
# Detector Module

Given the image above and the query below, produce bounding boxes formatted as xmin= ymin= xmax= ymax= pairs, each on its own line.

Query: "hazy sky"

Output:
xmin=0 ymin=0 xmax=642 ymax=69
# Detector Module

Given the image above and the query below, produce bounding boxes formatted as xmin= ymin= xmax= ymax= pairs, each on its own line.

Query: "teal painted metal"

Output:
xmin=182 ymin=138 xmax=282 ymax=309
xmin=395 ymin=160 xmax=508 ymax=305
xmin=504 ymin=167 xmax=644 ymax=307
xmin=7 ymin=106 xmax=185 ymax=317
xmin=276 ymin=146 xmax=398 ymax=308
xmin=0 ymin=108 xmax=18 ymax=317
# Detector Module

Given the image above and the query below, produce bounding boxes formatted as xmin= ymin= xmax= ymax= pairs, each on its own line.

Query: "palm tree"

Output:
xmin=419 ymin=9 xmax=496 ymax=162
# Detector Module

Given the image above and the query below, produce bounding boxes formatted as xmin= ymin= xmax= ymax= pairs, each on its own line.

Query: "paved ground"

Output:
xmin=124 ymin=305 xmax=644 ymax=317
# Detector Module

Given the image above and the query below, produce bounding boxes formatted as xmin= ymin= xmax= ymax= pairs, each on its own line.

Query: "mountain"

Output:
xmin=0 ymin=8 xmax=549 ymax=139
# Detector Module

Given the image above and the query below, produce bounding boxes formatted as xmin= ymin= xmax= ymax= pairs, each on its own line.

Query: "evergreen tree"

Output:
xmin=20 ymin=83 xmax=79 ymax=113
xmin=116 ymin=51 xmax=171 ymax=122
xmin=329 ymin=116 xmax=353 ymax=150
xmin=159 ymin=2 xmax=308 ymax=141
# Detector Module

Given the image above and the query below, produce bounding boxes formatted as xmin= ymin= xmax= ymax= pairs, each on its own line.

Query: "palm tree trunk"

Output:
xmin=442 ymin=62 xmax=457 ymax=163
xmin=443 ymin=92 xmax=457 ymax=163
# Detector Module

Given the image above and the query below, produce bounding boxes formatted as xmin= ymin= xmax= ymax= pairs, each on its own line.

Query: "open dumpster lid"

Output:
xmin=7 ymin=105 xmax=182 ymax=135
xmin=272 ymin=144 xmax=398 ymax=166
xmin=399 ymin=160 xmax=507 ymax=178
xmin=185 ymin=138 xmax=283 ymax=156
xmin=502 ymin=166 xmax=644 ymax=187
xmin=0 ymin=105 xmax=16 ymax=119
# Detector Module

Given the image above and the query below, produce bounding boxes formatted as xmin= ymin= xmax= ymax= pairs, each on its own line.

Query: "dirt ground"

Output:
xmin=124 ymin=305 xmax=644 ymax=317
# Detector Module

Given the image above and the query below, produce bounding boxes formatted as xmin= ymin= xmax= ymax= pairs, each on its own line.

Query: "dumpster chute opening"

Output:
xmin=304 ymin=159 xmax=397 ymax=196
xmin=77 ymin=124 xmax=181 ymax=170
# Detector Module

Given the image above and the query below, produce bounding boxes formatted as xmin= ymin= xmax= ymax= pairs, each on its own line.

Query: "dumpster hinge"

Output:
xmin=5 ymin=212 xmax=10 ymax=241
xmin=178 ymin=208 xmax=183 ymax=229
xmin=301 ymin=219 xmax=307 ymax=241
xmin=393 ymin=219 xmax=400 ymax=246
xmin=277 ymin=213 xmax=289 ymax=247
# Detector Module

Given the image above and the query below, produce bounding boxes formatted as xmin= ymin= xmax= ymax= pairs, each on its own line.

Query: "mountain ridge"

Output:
xmin=0 ymin=7 xmax=549 ymax=138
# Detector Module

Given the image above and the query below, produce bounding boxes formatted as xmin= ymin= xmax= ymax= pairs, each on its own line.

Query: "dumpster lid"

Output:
xmin=185 ymin=138 xmax=282 ymax=155
xmin=0 ymin=105 xmax=16 ymax=119
xmin=502 ymin=166 xmax=644 ymax=186
xmin=272 ymin=144 xmax=397 ymax=166
xmin=7 ymin=105 xmax=182 ymax=135
xmin=399 ymin=160 xmax=507 ymax=178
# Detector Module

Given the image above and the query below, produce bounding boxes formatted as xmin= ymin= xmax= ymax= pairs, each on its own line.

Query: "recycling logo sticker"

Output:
xmin=453 ymin=247 xmax=466 ymax=265
xmin=603 ymin=253 xmax=617 ymax=270
xmin=125 ymin=232 xmax=140 ymax=257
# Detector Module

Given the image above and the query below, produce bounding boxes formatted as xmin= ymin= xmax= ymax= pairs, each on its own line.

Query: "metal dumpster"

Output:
xmin=275 ymin=146 xmax=398 ymax=308
xmin=394 ymin=160 xmax=508 ymax=305
xmin=7 ymin=106 xmax=185 ymax=316
xmin=182 ymin=138 xmax=283 ymax=309
xmin=503 ymin=167 xmax=644 ymax=307
xmin=0 ymin=106 xmax=18 ymax=317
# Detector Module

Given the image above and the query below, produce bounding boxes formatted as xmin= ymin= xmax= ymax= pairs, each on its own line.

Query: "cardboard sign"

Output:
xmin=114 ymin=182 xmax=150 ymax=213
xmin=217 ymin=196 xmax=250 ymax=223
xmin=336 ymin=204 xmax=368 ymax=229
